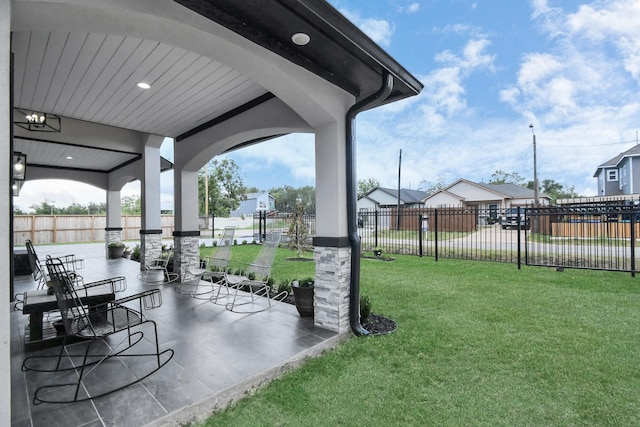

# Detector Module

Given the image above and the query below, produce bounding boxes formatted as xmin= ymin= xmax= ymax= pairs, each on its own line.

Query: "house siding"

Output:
xmin=604 ymin=168 xmax=621 ymax=196
xmin=632 ymin=157 xmax=640 ymax=194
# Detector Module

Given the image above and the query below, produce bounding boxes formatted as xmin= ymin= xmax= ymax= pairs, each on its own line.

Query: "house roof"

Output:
xmin=363 ymin=187 xmax=429 ymax=204
xmin=594 ymin=144 xmax=640 ymax=177
xmin=425 ymin=179 xmax=549 ymax=203
xmin=476 ymin=182 xmax=540 ymax=198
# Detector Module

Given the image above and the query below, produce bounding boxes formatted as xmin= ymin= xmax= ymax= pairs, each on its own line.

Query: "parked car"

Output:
xmin=500 ymin=207 xmax=530 ymax=230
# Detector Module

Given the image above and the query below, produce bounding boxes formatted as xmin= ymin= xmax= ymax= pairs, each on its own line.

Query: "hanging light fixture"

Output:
xmin=14 ymin=108 xmax=61 ymax=132
xmin=13 ymin=152 xmax=27 ymax=181
xmin=12 ymin=180 xmax=23 ymax=197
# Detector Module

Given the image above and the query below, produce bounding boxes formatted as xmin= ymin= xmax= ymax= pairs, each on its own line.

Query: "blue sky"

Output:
xmin=225 ymin=0 xmax=640 ymax=196
xmin=15 ymin=0 xmax=640 ymax=210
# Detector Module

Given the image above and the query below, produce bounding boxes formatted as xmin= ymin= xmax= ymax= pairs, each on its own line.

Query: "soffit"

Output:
xmin=12 ymin=30 xmax=268 ymax=139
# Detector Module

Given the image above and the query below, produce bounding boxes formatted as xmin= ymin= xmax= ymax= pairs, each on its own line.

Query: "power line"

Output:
xmin=538 ymin=139 xmax=638 ymax=148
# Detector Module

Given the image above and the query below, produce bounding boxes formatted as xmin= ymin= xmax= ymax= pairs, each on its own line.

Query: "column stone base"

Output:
xmin=174 ymin=232 xmax=201 ymax=282
xmin=313 ymin=246 xmax=351 ymax=333
xmin=105 ymin=228 xmax=122 ymax=259
xmin=141 ymin=232 xmax=162 ymax=270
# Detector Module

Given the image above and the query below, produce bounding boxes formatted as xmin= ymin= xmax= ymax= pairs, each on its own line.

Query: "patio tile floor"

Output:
xmin=11 ymin=243 xmax=342 ymax=426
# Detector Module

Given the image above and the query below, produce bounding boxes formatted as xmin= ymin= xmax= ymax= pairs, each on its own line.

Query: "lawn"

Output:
xmin=199 ymin=246 xmax=640 ymax=426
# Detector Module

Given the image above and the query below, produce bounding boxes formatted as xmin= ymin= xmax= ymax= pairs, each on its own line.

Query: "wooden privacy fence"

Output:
xmin=13 ymin=215 xmax=175 ymax=245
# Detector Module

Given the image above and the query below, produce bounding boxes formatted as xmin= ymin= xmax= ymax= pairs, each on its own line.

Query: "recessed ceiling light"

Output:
xmin=66 ymin=156 xmax=73 ymax=160
xmin=137 ymin=82 xmax=151 ymax=89
xmin=291 ymin=32 xmax=310 ymax=46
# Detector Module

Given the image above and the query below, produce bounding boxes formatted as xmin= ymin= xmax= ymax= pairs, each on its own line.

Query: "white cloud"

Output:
xmin=401 ymin=2 xmax=420 ymax=13
xmin=339 ymin=9 xmax=394 ymax=47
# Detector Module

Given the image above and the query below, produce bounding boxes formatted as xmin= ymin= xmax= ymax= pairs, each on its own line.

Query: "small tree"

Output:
xmin=286 ymin=203 xmax=311 ymax=258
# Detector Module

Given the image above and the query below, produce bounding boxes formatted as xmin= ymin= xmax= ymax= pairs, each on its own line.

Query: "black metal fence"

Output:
xmin=253 ymin=211 xmax=316 ymax=243
xmin=253 ymin=205 xmax=640 ymax=274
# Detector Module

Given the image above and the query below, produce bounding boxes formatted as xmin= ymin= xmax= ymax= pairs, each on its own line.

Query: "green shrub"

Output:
xmin=131 ymin=244 xmax=141 ymax=261
xmin=242 ymin=240 xmax=248 ymax=245
xmin=276 ymin=279 xmax=292 ymax=294
xmin=299 ymin=277 xmax=314 ymax=288
xmin=360 ymin=294 xmax=372 ymax=321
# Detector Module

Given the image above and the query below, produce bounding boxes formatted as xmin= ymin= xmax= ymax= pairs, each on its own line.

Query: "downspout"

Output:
xmin=346 ymin=73 xmax=394 ymax=336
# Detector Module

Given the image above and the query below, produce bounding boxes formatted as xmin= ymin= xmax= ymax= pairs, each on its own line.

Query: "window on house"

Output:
xmin=607 ymin=170 xmax=618 ymax=181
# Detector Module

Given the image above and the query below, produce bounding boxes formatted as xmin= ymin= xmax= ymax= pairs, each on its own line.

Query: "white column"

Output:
xmin=105 ymin=189 xmax=122 ymax=257
xmin=313 ymin=120 xmax=351 ymax=333
xmin=140 ymin=142 xmax=163 ymax=268
xmin=1 ymin=0 xmax=12 ymax=423
xmin=173 ymin=165 xmax=200 ymax=281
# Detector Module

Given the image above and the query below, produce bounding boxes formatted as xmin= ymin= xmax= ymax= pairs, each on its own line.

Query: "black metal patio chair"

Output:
xmin=21 ymin=257 xmax=174 ymax=405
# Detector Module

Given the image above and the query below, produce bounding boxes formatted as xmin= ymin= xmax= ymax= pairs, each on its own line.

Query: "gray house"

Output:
xmin=594 ymin=144 xmax=640 ymax=197
xmin=231 ymin=192 xmax=275 ymax=217
xmin=357 ymin=187 xmax=429 ymax=211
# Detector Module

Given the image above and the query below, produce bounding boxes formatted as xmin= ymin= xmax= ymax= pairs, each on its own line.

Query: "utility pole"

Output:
xmin=529 ymin=124 xmax=539 ymax=208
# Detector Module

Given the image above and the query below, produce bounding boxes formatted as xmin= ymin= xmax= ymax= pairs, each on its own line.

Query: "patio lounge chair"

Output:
xmin=220 ymin=231 xmax=288 ymax=314
xmin=140 ymin=250 xmax=179 ymax=284
xmin=22 ymin=257 xmax=174 ymax=405
xmin=182 ymin=226 xmax=235 ymax=299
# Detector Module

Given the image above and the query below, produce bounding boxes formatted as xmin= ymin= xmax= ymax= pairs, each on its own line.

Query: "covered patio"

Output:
xmin=2 ymin=0 xmax=422 ymax=424
xmin=11 ymin=242 xmax=341 ymax=426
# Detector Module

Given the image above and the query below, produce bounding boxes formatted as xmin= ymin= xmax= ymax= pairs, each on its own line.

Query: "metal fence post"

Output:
xmin=375 ymin=209 xmax=379 ymax=248
xmin=517 ymin=206 xmax=521 ymax=270
xmin=418 ymin=214 xmax=423 ymax=257
xmin=434 ymin=208 xmax=439 ymax=262
xmin=631 ymin=207 xmax=636 ymax=278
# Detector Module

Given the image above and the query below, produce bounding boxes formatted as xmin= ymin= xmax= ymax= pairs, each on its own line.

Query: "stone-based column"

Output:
xmin=313 ymin=246 xmax=351 ymax=333
xmin=312 ymin=120 xmax=351 ymax=333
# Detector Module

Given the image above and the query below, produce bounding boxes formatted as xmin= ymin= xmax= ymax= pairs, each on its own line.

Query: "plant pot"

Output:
xmin=292 ymin=285 xmax=314 ymax=317
xmin=108 ymin=245 xmax=125 ymax=259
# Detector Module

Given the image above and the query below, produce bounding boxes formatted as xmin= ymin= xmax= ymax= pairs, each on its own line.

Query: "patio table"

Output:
xmin=22 ymin=286 xmax=116 ymax=350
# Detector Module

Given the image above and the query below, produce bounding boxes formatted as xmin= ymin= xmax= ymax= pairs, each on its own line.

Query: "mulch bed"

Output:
xmin=361 ymin=255 xmax=395 ymax=261
xmin=361 ymin=313 xmax=397 ymax=335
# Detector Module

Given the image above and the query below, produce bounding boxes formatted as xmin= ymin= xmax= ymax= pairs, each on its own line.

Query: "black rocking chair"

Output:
xmin=22 ymin=257 xmax=174 ymax=405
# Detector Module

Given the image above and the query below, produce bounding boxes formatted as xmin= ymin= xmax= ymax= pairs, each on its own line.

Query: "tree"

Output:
xmin=199 ymin=158 xmax=247 ymax=217
xmin=269 ymin=185 xmax=316 ymax=213
xmin=30 ymin=200 xmax=58 ymax=215
xmin=121 ymin=195 xmax=141 ymax=214
xmin=489 ymin=170 xmax=526 ymax=185
xmin=418 ymin=178 xmax=447 ymax=194
xmin=286 ymin=203 xmax=311 ymax=259
xmin=357 ymin=178 xmax=379 ymax=198
xmin=527 ymin=179 xmax=580 ymax=204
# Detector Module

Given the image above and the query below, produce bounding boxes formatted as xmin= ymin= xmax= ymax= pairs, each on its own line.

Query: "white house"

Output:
xmin=424 ymin=179 xmax=550 ymax=210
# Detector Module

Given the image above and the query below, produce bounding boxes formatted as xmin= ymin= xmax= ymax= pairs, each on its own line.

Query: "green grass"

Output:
xmin=198 ymin=250 xmax=640 ymax=426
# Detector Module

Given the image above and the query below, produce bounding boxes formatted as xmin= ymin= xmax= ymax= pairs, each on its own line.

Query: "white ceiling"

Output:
xmin=12 ymin=31 xmax=268 ymax=139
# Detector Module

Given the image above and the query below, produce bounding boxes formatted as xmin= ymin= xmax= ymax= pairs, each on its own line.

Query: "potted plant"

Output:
xmin=292 ymin=277 xmax=314 ymax=317
xmin=373 ymin=246 xmax=383 ymax=257
xmin=107 ymin=241 xmax=126 ymax=259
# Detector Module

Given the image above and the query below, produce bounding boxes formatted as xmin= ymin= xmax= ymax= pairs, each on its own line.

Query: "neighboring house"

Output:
xmin=357 ymin=187 xmax=429 ymax=211
xmin=594 ymin=144 xmax=640 ymax=197
xmin=230 ymin=192 xmax=275 ymax=217
xmin=357 ymin=187 xmax=429 ymax=228
xmin=424 ymin=179 xmax=550 ymax=214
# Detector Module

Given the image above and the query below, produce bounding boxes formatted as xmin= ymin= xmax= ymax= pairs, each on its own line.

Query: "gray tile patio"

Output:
xmin=11 ymin=242 xmax=343 ymax=426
